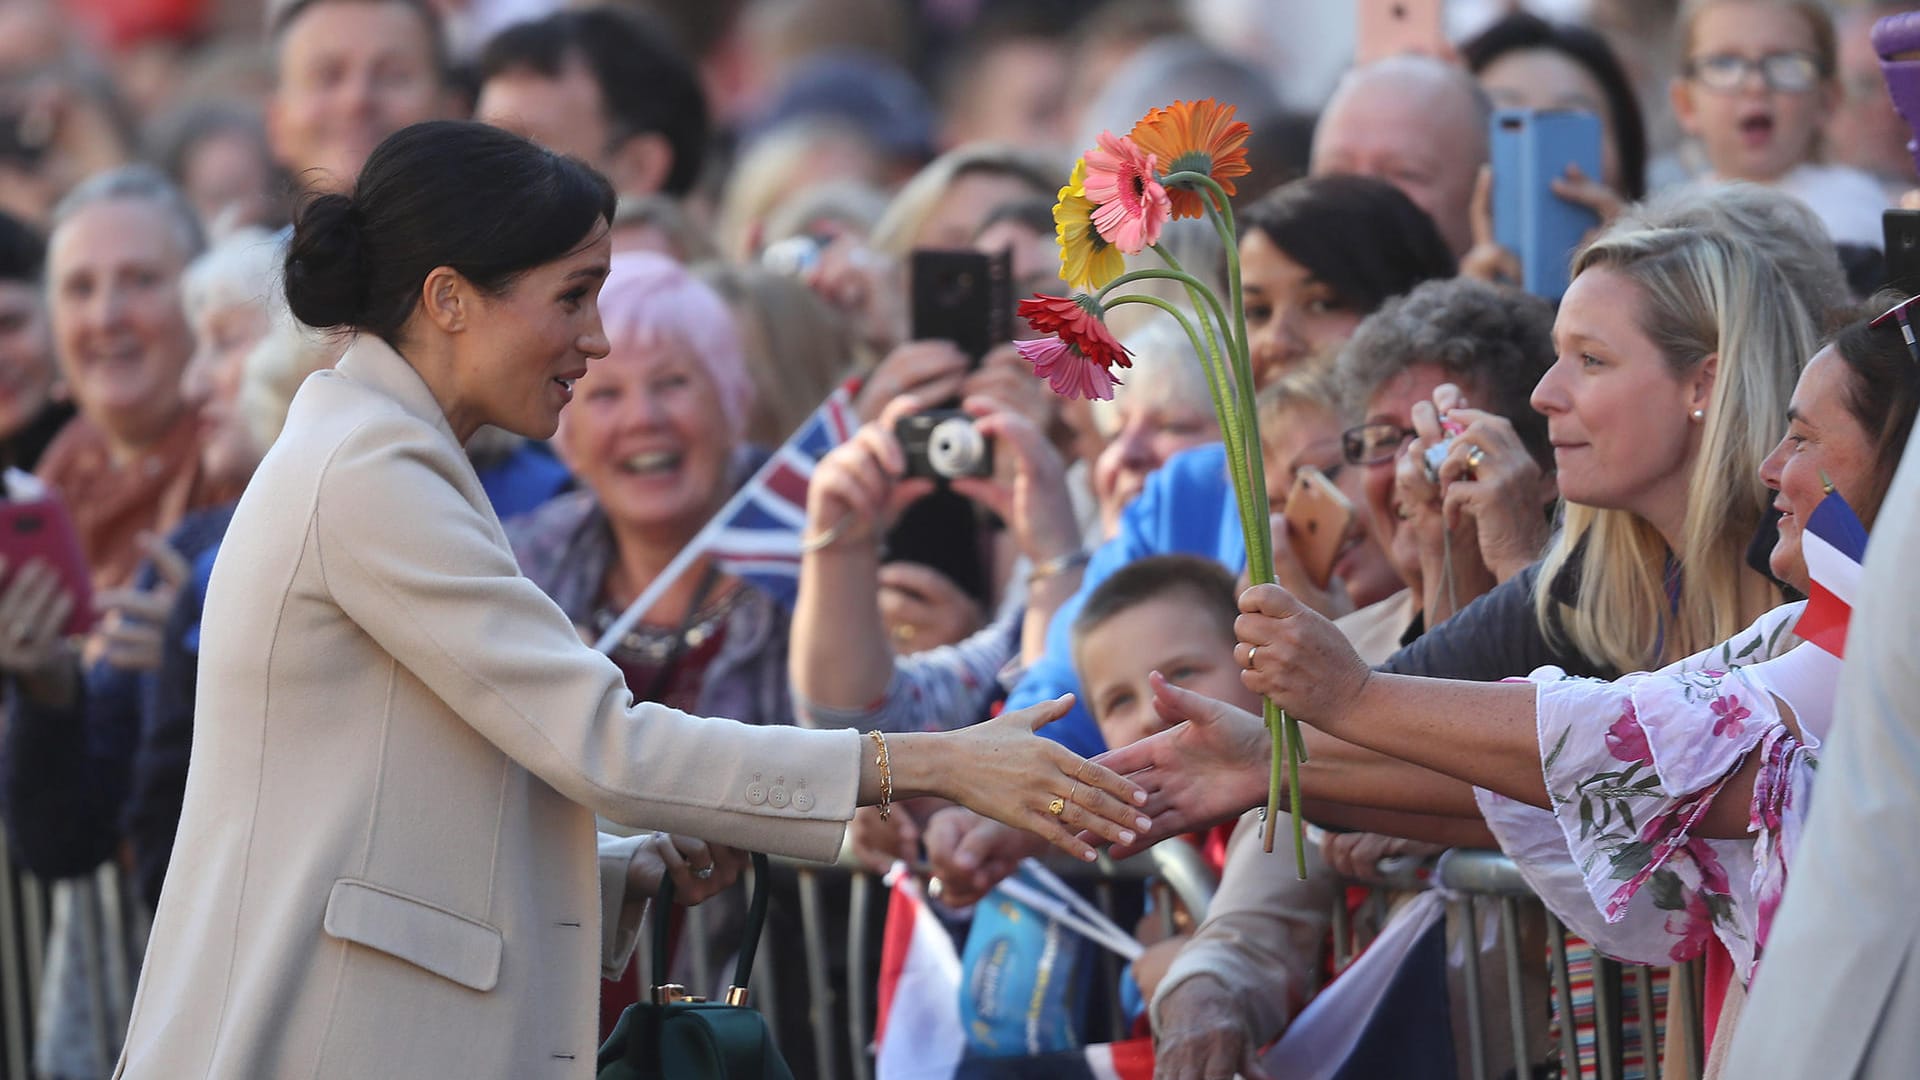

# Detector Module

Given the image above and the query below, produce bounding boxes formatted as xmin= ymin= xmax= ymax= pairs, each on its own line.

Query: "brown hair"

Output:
xmin=1678 ymin=0 xmax=1836 ymax=77
xmin=1828 ymin=297 xmax=1920 ymax=523
xmin=1070 ymin=555 xmax=1239 ymax=659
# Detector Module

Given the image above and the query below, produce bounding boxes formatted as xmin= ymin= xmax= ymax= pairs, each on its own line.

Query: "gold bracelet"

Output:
xmin=867 ymin=730 xmax=892 ymax=820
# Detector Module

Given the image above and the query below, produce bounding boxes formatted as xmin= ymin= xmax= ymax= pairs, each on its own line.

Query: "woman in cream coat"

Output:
xmin=111 ymin=122 xmax=1146 ymax=1078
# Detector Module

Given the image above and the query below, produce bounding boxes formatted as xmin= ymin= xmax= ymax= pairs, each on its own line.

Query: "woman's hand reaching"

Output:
xmin=1095 ymin=673 xmax=1272 ymax=859
xmin=905 ymin=694 xmax=1150 ymax=864
xmin=1234 ymin=583 xmax=1373 ymax=732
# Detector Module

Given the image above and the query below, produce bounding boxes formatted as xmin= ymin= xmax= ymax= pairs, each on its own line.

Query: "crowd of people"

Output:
xmin=0 ymin=0 xmax=1915 ymax=1077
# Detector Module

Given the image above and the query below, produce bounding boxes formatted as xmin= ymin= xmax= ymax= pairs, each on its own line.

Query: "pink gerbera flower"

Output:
xmin=1081 ymin=132 xmax=1171 ymax=254
xmin=1016 ymin=336 xmax=1120 ymax=401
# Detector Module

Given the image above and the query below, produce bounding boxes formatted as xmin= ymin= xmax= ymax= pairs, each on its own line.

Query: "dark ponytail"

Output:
xmin=283 ymin=120 xmax=616 ymax=344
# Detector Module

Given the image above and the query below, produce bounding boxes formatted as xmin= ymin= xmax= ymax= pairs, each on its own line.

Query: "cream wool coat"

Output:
xmin=113 ymin=339 xmax=863 ymax=1078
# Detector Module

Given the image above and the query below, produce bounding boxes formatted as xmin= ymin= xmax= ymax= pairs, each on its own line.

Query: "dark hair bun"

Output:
xmin=278 ymin=121 xmax=616 ymax=344
xmin=284 ymin=192 xmax=369 ymax=329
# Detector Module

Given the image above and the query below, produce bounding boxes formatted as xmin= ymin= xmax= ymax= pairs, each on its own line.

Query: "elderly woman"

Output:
xmin=507 ymin=252 xmax=777 ymax=733
xmin=32 ymin=166 xmax=241 ymax=593
xmin=0 ymin=213 xmax=270 ymax=1080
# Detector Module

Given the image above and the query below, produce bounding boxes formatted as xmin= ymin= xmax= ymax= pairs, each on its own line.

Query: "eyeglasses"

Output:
xmin=1870 ymin=294 xmax=1920 ymax=366
xmin=1341 ymin=421 xmax=1416 ymax=466
xmin=1687 ymin=52 xmax=1823 ymax=94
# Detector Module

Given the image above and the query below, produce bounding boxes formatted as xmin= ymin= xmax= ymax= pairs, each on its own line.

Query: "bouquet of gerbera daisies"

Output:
xmin=1016 ymin=100 xmax=1307 ymax=874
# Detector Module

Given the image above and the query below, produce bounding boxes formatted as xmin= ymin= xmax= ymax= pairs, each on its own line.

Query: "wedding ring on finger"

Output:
xmin=1245 ymin=645 xmax=1258 ymax=670
xmin=1048 ymin=797 xmax=1067 ymax=817
xmin=1465 ymin=445 xmax=1486 ymax=473
xmin=693 ymin=865 xmax=714 ymax=880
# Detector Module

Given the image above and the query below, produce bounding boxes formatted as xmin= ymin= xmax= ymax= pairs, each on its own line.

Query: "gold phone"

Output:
xmin=1284 ymin=465 xmax=1355 ymax=589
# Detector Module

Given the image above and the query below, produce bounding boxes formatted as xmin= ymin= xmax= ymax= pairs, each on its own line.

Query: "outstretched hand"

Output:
xmin=936 ymin=694 xmax=1150 ymax=864
xmin=1095 ymin=673 xmax=1271 ymax=860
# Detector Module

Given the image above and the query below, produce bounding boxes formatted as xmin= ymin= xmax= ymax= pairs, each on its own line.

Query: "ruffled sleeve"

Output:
xmin=1506 ymin=602 xmax=1828 ymax=979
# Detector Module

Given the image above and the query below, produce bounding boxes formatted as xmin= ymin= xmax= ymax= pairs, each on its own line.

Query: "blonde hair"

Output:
xmin=1534 ymin=226 xmax=1812 ymax=670
xmin=241 ymin=304 xmax=347 ymax=451
xmin=1257 ymin=364 xmax=1348 ymax=431
xmin=1678 ymin=0 xmax=1836 ymax=76
xmin=867 ymin=142 xmax=1057 ymax=257
xmin=715 ymin=119 xmax=885 ymax=262
xmin=697 ymin=261 xmax=856 ymax=447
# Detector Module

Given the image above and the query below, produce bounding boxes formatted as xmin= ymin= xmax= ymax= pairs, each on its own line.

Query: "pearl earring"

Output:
xmin=1690 ymin=408 xmax=1705 ymax=421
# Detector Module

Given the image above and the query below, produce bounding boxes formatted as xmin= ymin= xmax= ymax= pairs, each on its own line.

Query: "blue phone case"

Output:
xmin=1490 ymin=109 xmax=1603 ymax=302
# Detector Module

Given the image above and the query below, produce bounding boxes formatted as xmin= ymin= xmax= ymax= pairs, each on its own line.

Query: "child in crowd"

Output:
xmin=1670 ymin=0 xmax=1889 ymax=248
xmin=1068 ymin=555 xmax=1331 ymax=1030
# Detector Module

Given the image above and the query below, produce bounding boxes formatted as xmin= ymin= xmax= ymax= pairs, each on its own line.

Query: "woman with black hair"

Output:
xmin=1458 ymin=11 xmax=1651 ymax=285
xmin=112 ymin=121 xmax=1146 ymax=1078
xmin=1237 ymin=174 xmax=1459 ymax=382
xmin=1461 ymin=11 xmax=1651 ymax=202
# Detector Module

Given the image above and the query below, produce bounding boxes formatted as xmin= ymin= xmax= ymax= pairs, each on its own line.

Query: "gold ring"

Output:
xmin=1466 ymin=445 xmax=1486 ymax=471
xmin=1067 ymin=781 xmax=1080 ymax=808
xmin=891 ymin=623 xmax=916 ymax=644
xmin=1047 ymin=797 xmax=1066 ymax=816
xmin=1245 ymin=645 xmax=1258 ymax=669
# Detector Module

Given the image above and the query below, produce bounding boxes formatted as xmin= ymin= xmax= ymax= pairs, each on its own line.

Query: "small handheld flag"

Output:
xmin=1795 ymin=487 xmax=1869 ymax=658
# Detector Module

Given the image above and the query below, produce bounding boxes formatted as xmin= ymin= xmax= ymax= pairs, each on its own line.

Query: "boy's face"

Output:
xmin=1076 ymin=593 xmax=1261 ymax=751
xmin=1670 ymin=1 xmax=1837 ymax=183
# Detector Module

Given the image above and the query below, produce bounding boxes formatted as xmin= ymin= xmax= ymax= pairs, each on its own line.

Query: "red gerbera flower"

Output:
xmin=1018 ymin=294 xmax=1131 ymax=369
xmin=1016 ymin=293 xmax=1133 ymax=401
xmin=1016 ymin=336 xmax=1120 ymax=401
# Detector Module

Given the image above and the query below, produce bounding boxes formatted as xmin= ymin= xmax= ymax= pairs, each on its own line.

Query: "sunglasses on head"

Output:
xmin=1870 ymin=294 xmax=1920 ymax=366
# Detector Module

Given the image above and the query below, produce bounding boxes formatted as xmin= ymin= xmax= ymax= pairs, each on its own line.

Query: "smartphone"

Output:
xmin=1283 ymin=465 xmax=1354 ymax=590
xmin=909 ymin=248 xmax=1011 ymax=367
xmin=1490 ymin=109 xmax=1603 ymax=302
xmin=1885 ymin=209 xmax=1920 ymax=296
xmin=1356 ymin=0 xmax=1447 ymax=65
xmin=0 ymin=496 xmax=95 ymax=636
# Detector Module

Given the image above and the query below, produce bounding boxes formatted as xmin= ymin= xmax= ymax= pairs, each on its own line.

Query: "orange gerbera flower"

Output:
xmin=1129 ymin=99 xmax=1252 ymax=220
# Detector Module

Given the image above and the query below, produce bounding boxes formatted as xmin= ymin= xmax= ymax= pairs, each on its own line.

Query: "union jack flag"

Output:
xmin=592 ymin=383 xmax=858 ymax=653
xmin=703 ymin=383 xmax=860 ymax=603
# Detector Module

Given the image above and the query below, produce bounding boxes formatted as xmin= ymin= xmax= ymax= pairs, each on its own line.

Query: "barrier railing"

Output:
xmin=0 ymin=836 xmax=1707 ymax=1080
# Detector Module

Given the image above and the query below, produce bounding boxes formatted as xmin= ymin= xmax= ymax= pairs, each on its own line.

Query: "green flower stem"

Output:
xmin=1099 ymin=294 xmax=1240 ymax=465
xmin=1161 ymin=169 xmax=1307 ymax=876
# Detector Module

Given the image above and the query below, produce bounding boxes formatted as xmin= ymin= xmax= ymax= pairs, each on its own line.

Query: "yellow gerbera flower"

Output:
xmin=1054 ymin=158 xmax=1126 ymax=293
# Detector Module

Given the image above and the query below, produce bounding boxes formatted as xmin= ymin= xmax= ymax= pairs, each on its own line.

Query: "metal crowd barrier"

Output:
xmin=649 ymin=842 xmax=1707 ymax=1080
xmin=0 ymin=834 xmax=1708 ymax=1080
xmin=0 ymin=830 xmax=49 ymax=1079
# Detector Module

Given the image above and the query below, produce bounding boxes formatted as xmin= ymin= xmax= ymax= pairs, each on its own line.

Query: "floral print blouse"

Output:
xmin=1477 ymin=601 xmax=1842 ymax=982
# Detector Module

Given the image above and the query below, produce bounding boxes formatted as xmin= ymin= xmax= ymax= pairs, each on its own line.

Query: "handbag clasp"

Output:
xmin=650 ymin=984 xmax=707 ymax=1005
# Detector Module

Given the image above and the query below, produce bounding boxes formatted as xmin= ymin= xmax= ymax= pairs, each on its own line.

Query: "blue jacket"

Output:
xmin=1009 ymin=443 xmax=1245 ymax=757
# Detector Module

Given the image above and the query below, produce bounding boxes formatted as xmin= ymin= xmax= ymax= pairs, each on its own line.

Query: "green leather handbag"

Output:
xmin=596 ymin=851 xmax=794 ymax=1080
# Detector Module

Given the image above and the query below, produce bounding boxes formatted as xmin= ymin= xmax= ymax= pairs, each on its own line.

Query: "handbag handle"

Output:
xmin=650 ymin=849 xmax=771 ymax=998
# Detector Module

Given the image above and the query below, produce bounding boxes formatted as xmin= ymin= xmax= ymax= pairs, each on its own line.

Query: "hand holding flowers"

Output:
xmin=1014 ymin=99 xmax=1312 ymax=873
